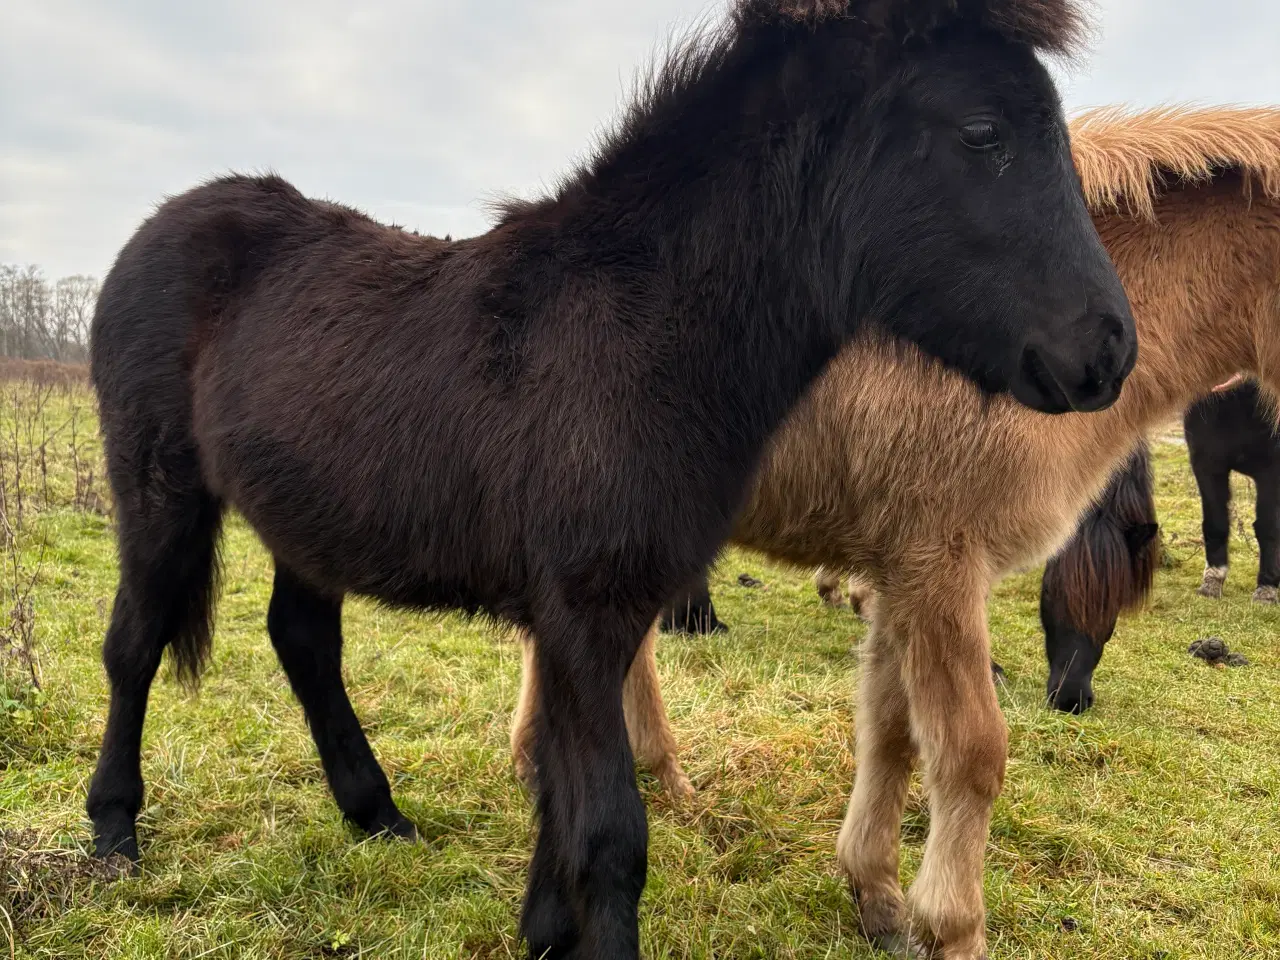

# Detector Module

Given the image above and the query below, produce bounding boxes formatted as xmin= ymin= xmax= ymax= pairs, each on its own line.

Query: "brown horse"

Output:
xmin=85 ymin=3 xmax=1127 ymax=958
xmin=512 ymin=105 xmax=1280 ymax=957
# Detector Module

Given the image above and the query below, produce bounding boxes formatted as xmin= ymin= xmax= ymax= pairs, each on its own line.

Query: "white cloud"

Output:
xmin=2 ymin=0 xmax=1278 ymax=280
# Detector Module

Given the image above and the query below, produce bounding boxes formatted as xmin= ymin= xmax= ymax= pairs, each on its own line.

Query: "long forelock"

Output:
xmin=1051 ymin=443 xmax=1160 ymax=641
xmin=975 ymin=0 xmax=1094 ymax=59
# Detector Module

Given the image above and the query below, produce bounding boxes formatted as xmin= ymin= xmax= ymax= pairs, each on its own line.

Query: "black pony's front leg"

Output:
xmin=520 ymin=608 xmax=649 ymax=960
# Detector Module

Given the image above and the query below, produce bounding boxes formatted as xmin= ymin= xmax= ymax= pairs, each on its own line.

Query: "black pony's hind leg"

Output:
xmin=87 ymin=589 xmax=162 ymax=864
xmin=521 ymin=608 xmax=649 ymax=960
xmin=1194 ymin=465 xmax=1231 ymax=598
xmin=86 ymin=487 xmax=223 ymax=864
xmin=266 ymin=564 xmax=417 ymax=840
xmin=1253 ymin=471 xmax=1279 ymax=603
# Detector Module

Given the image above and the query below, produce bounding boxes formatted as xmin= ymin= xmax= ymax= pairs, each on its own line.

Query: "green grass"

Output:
xmin=2 ymin=401 xmax=1279 ymax=959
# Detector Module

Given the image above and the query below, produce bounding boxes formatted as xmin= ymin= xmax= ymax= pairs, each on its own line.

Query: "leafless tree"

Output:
xmin=0 ymin=264 xmax=98 ymax=362
xmin=51 ymin=276 xmax=97 ymax=362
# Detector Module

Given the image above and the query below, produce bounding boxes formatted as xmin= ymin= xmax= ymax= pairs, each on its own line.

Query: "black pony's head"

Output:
xmin=744 ymin=0 xmax=1137 ymax=413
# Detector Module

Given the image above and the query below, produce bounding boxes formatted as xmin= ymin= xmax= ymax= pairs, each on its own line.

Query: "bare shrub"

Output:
xmin=0 ymin=372 xmax=107 ymax=700
xmin=0 ymin=357 xmax=88 ymax=390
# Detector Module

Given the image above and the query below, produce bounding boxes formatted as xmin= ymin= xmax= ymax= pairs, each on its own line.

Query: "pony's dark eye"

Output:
xmin=959 ymin=119 xmax=1001 ymax=151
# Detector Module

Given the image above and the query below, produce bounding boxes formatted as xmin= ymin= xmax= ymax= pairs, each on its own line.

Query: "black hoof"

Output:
xmin=658 ymin=612 xmax=727 ymax=635
xmin=366 ymin=811 xmax=420 ymax=842
xmin=1050 ymin=692 xmax=1093 ymax=714
xmin=91 ymin=812 xmax=141 ymax=866
xmin=385 ymin=816 xmax=421 ymax=842
xmin=92 ymin=834 xmax=140 ymax=863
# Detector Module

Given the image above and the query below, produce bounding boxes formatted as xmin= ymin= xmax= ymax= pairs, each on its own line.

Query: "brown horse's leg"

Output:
xmin=511 ymin=627 xmax=540 ymax=788
xmin=846 ymin=575 xmax=877 ymax=620
xmin=622 ymin=624 xmax=693 ymax=798
xmin=512 ymin=623 xmax=692 ymax=798
xmin=835 ymin=575 xmax=1006 ymax=685
xmin=837 ymin=609 xmax=916 ymax=950
xmin=898 ymin=582 xmax=1005 ymax=959
xmin=817 ymin=568 xmax=878 ymax=621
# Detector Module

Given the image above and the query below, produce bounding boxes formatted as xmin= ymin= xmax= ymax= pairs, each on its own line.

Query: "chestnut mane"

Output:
xmin=1071 ymin=106 xmax=1280 ymax=219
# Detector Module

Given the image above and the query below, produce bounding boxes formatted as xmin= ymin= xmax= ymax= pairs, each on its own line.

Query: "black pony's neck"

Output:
xmin=546 ymin=19 xmax=872 ymax=458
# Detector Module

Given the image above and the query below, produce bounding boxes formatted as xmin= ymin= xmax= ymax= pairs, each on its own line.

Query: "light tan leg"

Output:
xmin=622 ymin=624 xmax=694 ymax=798
xmin=898 ymin=585 xmax=1006 ymax=960
xmin=510 ymin=627 xmax=540 ymax=789
xmin=510 ymin=623 xmax=693 ymax=798
xmin=837 ymin=609 xmax=917 ymax=950
xmin=846 ymin=574 xmax=877 ymax=621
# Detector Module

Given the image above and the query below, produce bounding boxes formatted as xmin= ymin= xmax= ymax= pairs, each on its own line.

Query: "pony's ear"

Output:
xmin=1125 ymin=522 xmax=1160 ymax=554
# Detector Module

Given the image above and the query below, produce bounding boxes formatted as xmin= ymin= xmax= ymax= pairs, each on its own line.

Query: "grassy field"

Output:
xmin=2 ymin=386 xmax=1278 ymax=960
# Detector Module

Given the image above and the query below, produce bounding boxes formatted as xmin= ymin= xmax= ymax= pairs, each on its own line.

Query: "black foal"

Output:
xmin=85 ymin=3 xmax=1131 ymax=958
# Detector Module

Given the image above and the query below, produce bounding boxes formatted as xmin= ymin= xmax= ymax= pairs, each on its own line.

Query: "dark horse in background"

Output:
xmin=1185 ymin=379 xmax=1280 ymax=604
xmin=85 ymin=2 xmax=1132 ymax=957
xmin=984 ymin=379 xmax=1279 ymax=712
xmin=1039 ymin=378 xmax=1280 ymax=712
xmin=1037 ymin=441 xmax=1160 ymax=712
xmin=669 ymin=441 xmax=1160 ymax=715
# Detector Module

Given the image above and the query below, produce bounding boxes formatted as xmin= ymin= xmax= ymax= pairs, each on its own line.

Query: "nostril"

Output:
xmin=1099 ymin=311 xmax=1126 ymax=340
xmin=1070 ymin=689 xmax=1095 ymax=713
xmin=1090 ymin=329 xmax=1125 ymax=381
xmin=1097 ymin=310 xmax=1139 ymax=376
xmin=1049 ymin=683 xmax=1093 ymax=713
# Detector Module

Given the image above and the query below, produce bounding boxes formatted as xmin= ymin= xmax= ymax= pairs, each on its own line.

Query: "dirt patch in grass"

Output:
xmin=0 ymin=829 xmax=132 ymax=942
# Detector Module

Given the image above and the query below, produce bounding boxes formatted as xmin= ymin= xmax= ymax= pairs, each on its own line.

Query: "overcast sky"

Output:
xmin=3 ymin=0 xmax=1278 ymax=281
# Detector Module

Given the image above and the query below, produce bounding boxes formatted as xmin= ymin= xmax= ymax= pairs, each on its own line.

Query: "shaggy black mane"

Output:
xmin=493 ymin=0 xmax=1093 ymax=226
